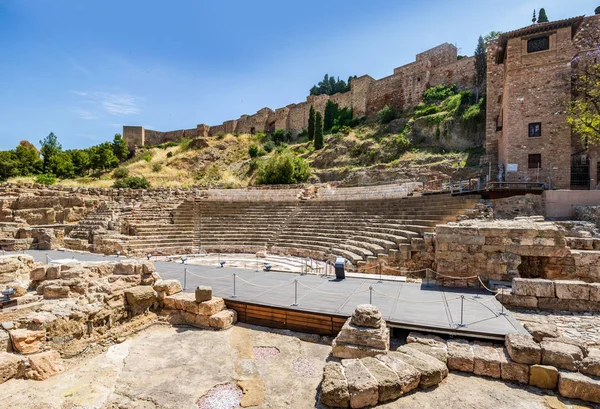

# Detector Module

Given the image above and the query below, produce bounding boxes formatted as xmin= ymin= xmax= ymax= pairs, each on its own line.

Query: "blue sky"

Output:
xmin=0 ymin=0 xmax=596 ymax=150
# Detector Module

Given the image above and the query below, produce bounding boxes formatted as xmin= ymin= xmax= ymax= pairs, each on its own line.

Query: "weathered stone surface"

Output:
xmin=498 ymin=348 xmax=529 ymax=384
xmin=25 ymin=350 xmax=63 ymax=380
xmin=30 ymin=266 xmax=46 ymax=281
xmin=523 ymin=322 xmax=559 ymax=343
xmin=0 ymin=352 xmax=22 ymax=383
xmin=332 ymin=318 xmax=389 ymax=359
xmin=537 ymin=297 xmax=570 ymax=312
xmin=197 ymin=298 xmax=225 ymax=316
xmin=581 ymin=348 xmax=600 ymax=377
xmin=195 ymin=286 xmax=212 ymax=303
xmin=361 ymin=357 xmax=402 ymax=402
xmin=541 ymin=340 xmax=583 ymax=371
xmin=495 ymin=289 xmax=539 ymax=309
xmin=124 ymin=286 xmax=157 ymax=315
xmin=406 ymin=332 xmax=446 ymax=348
xmin=376 ymin=354 xmax=420 ymax=394
xmin=473 ymin=342 xmax=501 ymax=379
xmin=342 ymin=359 xmax=379 ymax=408
xmin=447 ymin=339 xmax=474 ymax=373
xmin=505 ymin=333 xmax=541 ymax=365
xmin=554 ymin=280 xmax=590 ymax=301
xmin=559 ymin=371 xmax=600 ymax=403
xmin=153 ymin=280 xmax=182 ymax=296
xmin=209 ymin=309 xmax=236 ymax=330
xmin=321 ymin=361 xmax=350 ymax=408
xmin=237 ymin=379 xmax=264 ymax=407
xmin=332 ymin=341 xmax=387 ymax=360
xmin=351 ymin=304 xmax=382 ymax=328
xmin=10 ymin=329 xmax=45 ymax=354
xmin=530 ymin=365 xmax=559 ymax=389
xmin=0 ymin=330 xmax=10 ymax=353
xmin=512 ymin=278 xmax=555 ymax=298
xmin=45 ymin=266 xmax=60 ymax=280
xmin=163 ymin=292 xmax=198 ymax=314
xmin=395 ymin=346 xmax=448 ymax=389
xmin=43 ymin=285 xmax=70 ymax=299
xmin=403 ymin=342 xmax=447 ymax=364
xmin=590 ymin=283 xmax=600 ymax=302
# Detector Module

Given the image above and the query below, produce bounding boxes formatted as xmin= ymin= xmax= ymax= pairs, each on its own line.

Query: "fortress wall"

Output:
xmin=416 ymin=42 xmax=458 ymax=67
xmin=366 ymin=73 xmax=404 ymax=118
xmin=287 ymin=103 xmax=308 ymax=134
xmin=123 ymin=126 xmax=144 ymax=151
xmin=350 ymin=76 xmax=374 ymax=118
xmin=429 ymin=56 xmax=476 ymax=91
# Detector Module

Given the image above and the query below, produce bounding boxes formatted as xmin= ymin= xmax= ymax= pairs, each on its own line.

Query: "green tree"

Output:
xmin=256 ymin=152 xmax=311 ymax=185
xmin=112 ymin=133 xmax=129 ymax=162
xmin=69 ymin=149 xmax=91 ymax=176
xmin=39 ymin=132 xmax=62 ymax=172
xmin=314 ymin=111 xmax=324 ymax=150
xmin=568 ymin=59 xmax=600 ymax=145
xmin=538 ymin=8 xmax=549 ymax=23
xmin=15 ymin=141 xmax=42 ymax=176
xmin=48 ymin=152 xmax=75 ymax=178
xmin=90 ymin=142 xmax=119 ymax=172
xmin=308 ymin=105 xmax=316 ymax=141
xmin=0 ymin=151 xmax=19 ymax=181
xmin=377 ymin=105 xmax=397 ymax=124
xmin=474 ymin=35 xmax=487 ymax=102
xmin=483 ymin=31 xmax=503 ymax=44
xmin=323 ymin=100 xmax=339 ymax=133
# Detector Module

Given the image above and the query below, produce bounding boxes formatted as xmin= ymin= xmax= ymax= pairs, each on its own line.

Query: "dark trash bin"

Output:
xmin=334 ymin=257 xmax=346 ymax=280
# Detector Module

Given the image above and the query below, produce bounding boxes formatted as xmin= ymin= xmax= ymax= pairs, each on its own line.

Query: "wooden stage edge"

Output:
xmin=224 ymin=298 xmax=506 ymax=341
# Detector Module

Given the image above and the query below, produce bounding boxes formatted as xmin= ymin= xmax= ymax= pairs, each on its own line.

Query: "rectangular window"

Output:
xmin=527 ymin=36 xmax=550 ymax=53
xmin=529 ymin=122 xmax=542 ymax=137
xmin=528 ymin=154 xmax=542 ymax=169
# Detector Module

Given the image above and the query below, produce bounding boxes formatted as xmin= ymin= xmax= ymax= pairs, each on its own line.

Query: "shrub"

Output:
xmin=152 ymin=163 xmax=162 ymax=172
xmin=178 ymin=138 xmax=192 ymax=151
xmin=423 ymin=84 xmax=457 ymax=104
xmin=112 ymin=176 xmax=151 ymax=189
xmin=263 ymin=140 xmax=275 ymax=153
xmin=413 ymin=104 xmax=441 ymax=118
xmin=112 ymin=167 xmax=129 ymax=179
xmin=35 ymin=173 xmax=56 ymax=185
xmin=271 ymin=129 xmax=287 ymax=145
xmin=142 ymin=154 xmax=153 ymax=163
xmin=248 ymin=145 xmax=259 ymax=158
xmin=166 ymin=151 xmax=173 ymax=158
xmin=377 ymin=105 xmax=397 ymax=124
xmin=256 ymin=152 xmax=311 ymax=185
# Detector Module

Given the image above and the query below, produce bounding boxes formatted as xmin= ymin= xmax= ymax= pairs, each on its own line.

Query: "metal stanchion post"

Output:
xmin=378 ymin=263 xmax=382 ymax=283
xmin=255 ymin=255 xmax=259 ymax=273
xmin=499 ymin=287 xmax=506 ymax=316
xmin=45 ymin=254 xmax=49 ymax=264
xmin=292 ymin=279 xmax=298 ymax=306
xmin=369 ymin=286 xmax=373 ymax=304
xmin=232 ymin=274 xmax=237 ymax=298
xmin=475 ymin=278 xmax=481 ymax=299
xmin=459 ymin=295 xmax=465 ymax=327
xmin=183 ymin=268 xmax=187 ymax=290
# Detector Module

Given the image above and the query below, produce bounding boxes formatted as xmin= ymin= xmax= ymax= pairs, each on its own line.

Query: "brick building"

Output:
xmin=486 ymin=13 xmax=600 ymax=190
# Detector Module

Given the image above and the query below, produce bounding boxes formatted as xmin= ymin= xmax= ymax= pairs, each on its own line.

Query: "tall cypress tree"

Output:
xmin=474 ymin=36 xmax=487 ymax=103
xmin=538 ymin=8 xmax=549 ymax=23
xmin=314 ymin=112 xmax=324 ymax=150
xmin=323 ymin=100 xmax=338 ymax=133
xmin=308 ymin=105 xmax=316 ymax=141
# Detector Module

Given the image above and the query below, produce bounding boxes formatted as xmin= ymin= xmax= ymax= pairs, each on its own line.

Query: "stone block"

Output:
xmin=361 ymin=357 xmax=402 ymax=402
xmin=30 ymin=266 xmax=46 ymax=281
xmin=523 ymin=322 xmax=559 ymax=343
xmin=25 ymin=350 xmax=63 ymax=380
xmin=589 ymin=283 xmax=600 ymax=302
xmin=197 ymin=297 xmax=225 ymax=316
xmin=447 ymin=339 xmax=474 ymax=373
xmin=498 ymin=348 xmax=529 ymax=384
xmin=351 ymin=304 xmax=382 ymax=328
xmin=10 ymin=329 xmax=45 ymax=354
xmin=321 ymin=362 xmax=350 ymax=408
xmin=406 ymin=332 xmax=446 ymax=348
xmin=559 ymin=371 xmax=600 ymax=404
xmin=473 ymin=342 xmax=501 ymax=379
xmin=124 ymin=286 xmax=157 ymax=315
xmin=163 ymin=292 xmax=198 ymax=314
xmin=334 ymin=318 xmax=389 ymax=352
xmin=537 ymin=298 xmax=570 ymax=312
xmin=376 ymin=354 xmax=420 ymax=394
xmin=209 ymin=309 xmax=237 ymax=330
xmin=512 ymin=278 xmax=555 ymax=298
xmin=529 ymin=365 xmax=559 ymax=389
xmin=394 ymin=346 xmax=448 ymax=389
xmin=153 ymin=280 xmax=182 ymax=296
xmin=505 ymin=333 xmax=541 ymax=365
xmin=403 ymin=342 xmax=447 ymax=364
xmin=0 ymin=352 xmax=22 ymax=383
xmin=495 ymin=290 xmax=538 ymax=309
xmin=332 ymin=341 xmax=388 ymax=360
xmin=342 ymin=359 xmax=379 ymax=408
xmin=541 ymin=341 xmax=583 ymax=371
xmin=195 ymin=286 xmax=212 ymax=303
xmin=43 ymin=285 xmax=69 ymax=299
xmin=581 ymin=348 xmax=600 ymax=377
xmin=554 ymin=280 xmax=590 ymax=300
xmin=45 ymin=266 xmax=60 ymax=280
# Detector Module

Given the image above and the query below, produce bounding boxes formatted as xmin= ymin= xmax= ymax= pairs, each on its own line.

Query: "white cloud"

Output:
xmin=71 ymin=108 xmax=99 ymax=120
xmin=69 ymin=90 xmax=143 ymax=118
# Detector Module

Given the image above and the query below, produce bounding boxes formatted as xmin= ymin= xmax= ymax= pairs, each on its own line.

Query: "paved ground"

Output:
xmin=24 ymin=250 xmax=525 ymax=338
xmin=0 ymin=324 xmax=591 ymax=409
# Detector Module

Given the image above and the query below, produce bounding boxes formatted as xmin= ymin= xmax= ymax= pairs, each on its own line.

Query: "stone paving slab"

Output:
xmin=24 ymin=250 xmax=526 ymax=338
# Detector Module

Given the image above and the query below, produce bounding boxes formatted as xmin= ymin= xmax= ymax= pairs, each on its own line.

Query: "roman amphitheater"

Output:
xmin=3 ymin=10 xmax=600 ymax=409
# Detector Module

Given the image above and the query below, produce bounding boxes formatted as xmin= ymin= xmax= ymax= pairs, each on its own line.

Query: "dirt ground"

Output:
xmin=0 ymin=324 xmax=595 ymax=409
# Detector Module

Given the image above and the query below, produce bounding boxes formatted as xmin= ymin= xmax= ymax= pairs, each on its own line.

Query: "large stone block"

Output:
xmin=376 ymin=354 xmax=420 ymax=394
xmin=589 ymin=283 xmax=600 ymax=302
xmin=559 ymin=371 xmax=600 ymax=403
xmin=153 ymin=280 xmax=182 ymax=296
xmin=25 ymin=350 xmax=63 ymax=380
xmin=394 ymin=346 xmax=448 ymax=389
xmin=124 ymin=286 xmax=157 ymax=315
xmin=209 ymin=309 xmax=236 ymax=330
xmin=505 ymin=333 xmax=541 ymax=365
xmin=0 ymin=352 xmax=22 ymax=383
xmin=403 ymin=342 xmax=447 ymax=364
xmin=321 ymin=362 xmax=350 ymax=408
xmin=495 ymin=290 xmax=538 ymax=309
xmin=197 ymin=298 xmax=225 ymax=316
xmin=473 ymin=342 xmax=501 ymax=379
xmin=342 ymin=359 xmax=379 ymax=408
xmin=361 ymin=357 xmax=402 ymax=402
xmin=512 ymin=278 xmax=555 ymax=298
xmin=541 ymin=340 xmax=583 ymax=371
xmin=581 ymin=348 xmax=600 ymax=377
xmin=498 ymin=348 xmax=529 ymax=384
xmin=523 ymin=322 xmax=559 ymax=343
xmin=332 ymin=318 xmax=390 ymax=358
xmin=195 ymin=286 xmax=212 ymax=303
xmin=351 ymin=304 xmax=383 ymax=328
xmin=529 ymin=365 xmax=559 ymax=389
xmin=10 ymin=329 xmax=45 ymax=354
xmin=163 ymin=292 xmax=198 ymax=313
xmin=554 ymin=280 xmax=590 ymax=300
xmin=406 ymin=332 xmax=446 ymax=348
xmin=447 ymin=339 xmax=474 ymax=372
